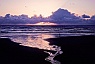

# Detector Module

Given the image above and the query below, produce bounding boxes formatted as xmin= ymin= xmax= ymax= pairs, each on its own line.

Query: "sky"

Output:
xmin=0 ymin=0 xmax=95 ymax=17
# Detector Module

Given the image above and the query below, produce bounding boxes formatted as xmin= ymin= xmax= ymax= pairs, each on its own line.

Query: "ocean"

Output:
xmin=0 ymin=25 xmax=95 ymax=64
xmin=0 ymin=25 xmax=95 ymax=50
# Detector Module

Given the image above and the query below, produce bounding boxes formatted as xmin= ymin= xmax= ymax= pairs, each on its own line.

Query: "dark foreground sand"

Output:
xmin=0 ymin=38 xmax=50 ymax=64
xmin=0 ymin=35 xmax=95 ymax=64
xmin=46 ymin=35 xmax=95 ymax=64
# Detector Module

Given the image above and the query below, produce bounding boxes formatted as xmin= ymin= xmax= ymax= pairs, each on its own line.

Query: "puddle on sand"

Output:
xmin=44 ymin=45 xmax=63 ymax=64
xmin=2 ymin=33 xmax=63 ymax=64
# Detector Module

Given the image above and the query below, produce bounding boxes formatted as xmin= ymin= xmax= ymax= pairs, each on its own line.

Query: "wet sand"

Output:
xmin=0 ymin=38 xmax=51 ymax=64
xmin=46 ymin=35 xmax=95 ymax=64
xmin=0 ymin=35 xmax=95 ymax=64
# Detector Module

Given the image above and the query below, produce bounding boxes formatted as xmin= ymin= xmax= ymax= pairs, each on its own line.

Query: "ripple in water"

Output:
xmin=44 ymin=45 xmax=63 ymax=64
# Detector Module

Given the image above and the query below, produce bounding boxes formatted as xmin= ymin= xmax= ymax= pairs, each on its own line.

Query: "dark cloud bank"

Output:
xmin=0 ymin=8 xmax=95 ymax=25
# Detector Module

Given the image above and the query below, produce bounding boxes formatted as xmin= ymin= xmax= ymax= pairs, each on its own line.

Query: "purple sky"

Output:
xmin=0 ymin=0 xmax=95 ymax=17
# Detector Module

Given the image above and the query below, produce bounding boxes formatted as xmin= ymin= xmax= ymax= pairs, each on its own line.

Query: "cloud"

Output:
xmin=0 ymin=8 xmax=95 ymax=25
xmin=49 ymin=8 xmax=82 ymax=24
xmin=82 ymin=14 xmax=90 ymax=18
xmin=90 ymin=15 xmax=95 ymax=20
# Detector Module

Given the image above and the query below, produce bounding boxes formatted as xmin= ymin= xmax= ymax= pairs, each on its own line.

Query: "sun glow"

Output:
xmin=34 ymin=22 xmax=57 ymax=25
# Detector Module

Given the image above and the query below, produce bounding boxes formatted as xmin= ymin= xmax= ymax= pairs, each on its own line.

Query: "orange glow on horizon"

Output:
xmin=34 ymin=22 xmax=57 ymax=25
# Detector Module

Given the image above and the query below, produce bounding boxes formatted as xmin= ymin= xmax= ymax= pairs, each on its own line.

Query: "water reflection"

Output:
xmin=9 ymin=34 xmax=63 ymax=64
xmin=10 ymin=34 xmax=55 ymax=50
xmin=44 ymin=46 xmax=63 ymax=64
xmin=21 ymin=34 xmax=56 ymax=50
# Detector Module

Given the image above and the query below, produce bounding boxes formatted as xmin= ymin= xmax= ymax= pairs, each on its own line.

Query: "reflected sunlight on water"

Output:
xmin=1 ymin=25 xmax=94 ymax=64
xmin=10 ymin=34 xmax=56 ymax=50
xmin=7 ymin=33 xmax=63 ymax=64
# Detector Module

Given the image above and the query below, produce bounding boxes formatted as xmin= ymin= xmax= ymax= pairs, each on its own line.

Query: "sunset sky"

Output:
xmin=0 ymin=0 xmax=95 ymax=17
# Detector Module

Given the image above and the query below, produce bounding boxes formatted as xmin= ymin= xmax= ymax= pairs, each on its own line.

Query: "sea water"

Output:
xmin=0 ymin=25 xmax=95 ymax=64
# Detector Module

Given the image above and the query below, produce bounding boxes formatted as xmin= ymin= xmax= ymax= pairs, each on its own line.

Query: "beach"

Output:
xmin=46 ymin=35 xmax=95 ymax=64
xmin=0 ymin=38 xmax=51 ymax=64
xmin=0 ymin=35 xmax=95 ymax=64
